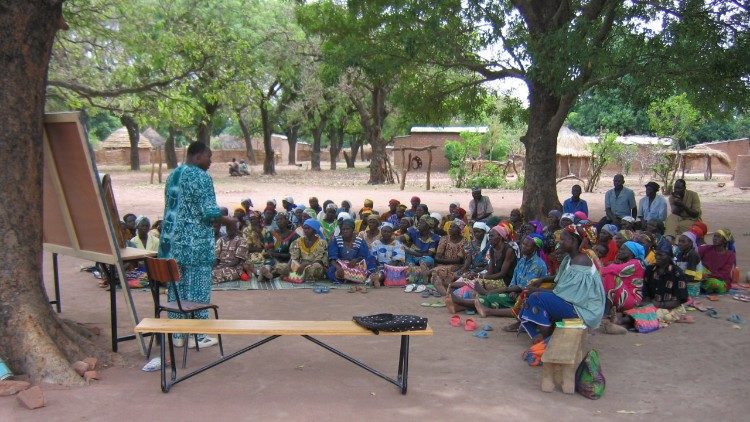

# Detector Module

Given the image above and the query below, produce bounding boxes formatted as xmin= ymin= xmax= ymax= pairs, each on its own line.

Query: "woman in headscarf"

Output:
xmin=336 ymin=200 xmax=356 ymax=220
xmin=288 ymin=219 xmax=328 ymax=282
xmin=402 ymin=214 xmax=441 ymax=286
xmin=319 ymin=203 xmax=339 ymax=240
xmin=643 ymin=244 xmax=689 ymax=310
xmin=698 ymin=228 xmax=736 ymax=293
xmin=358 ymin=198 xmax=374 ymax=219
xmin=259 ymin=212 xmax=299 ymax=281
xmin=636 ymin=232 xmax=657 ymax=265
xmin=435 ymin=222 xmax=490 ymax=297
xmin=675 ymin=231 xmax=703 ymax=284
xmin=368 ymin=223 xmax=406 ymax=287
xmin=598 ymin=224 xmax=620 ymax=265
xmin=242 ymin=211 xmax=266 ymax=277
xmin=358 ymin=213 xmax=381 ymax=247
xmin=430 ymin=212 xmax=446 ymax=236
xmin=473 ymin=234 xmax=549 ymax=318
xmin=327 ymin=219 xmax=374 ymax=284
xmin=516 ymin=226 xmax=605 ymax=343
xmin=431 ymin=219 xmax=468 ymax=292
xmin=613 ymin=229 xmax=633 ymax=249
xmin=212 ymin=220 xmax=250 ymax=284
xmin=600 ymin=241 xmax=646 ymax=332
xmin=542 ymin=210 xmax=563 ymax=275
xmin=395 ymin=216 xmax=412 ymax=237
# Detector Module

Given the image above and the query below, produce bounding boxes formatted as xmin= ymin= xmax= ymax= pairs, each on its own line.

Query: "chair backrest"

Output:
xmin=145 ymin=257 xmax=180 ymax=284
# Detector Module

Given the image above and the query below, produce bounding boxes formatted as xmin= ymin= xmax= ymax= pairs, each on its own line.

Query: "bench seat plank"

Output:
xmin=135 ymin=318 xmax=433 ymax=336
xmin=541 ymin=328 xmax=584 ymax=364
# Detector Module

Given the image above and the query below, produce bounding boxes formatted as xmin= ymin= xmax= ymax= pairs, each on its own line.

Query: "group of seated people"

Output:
xmin=228 ymin=158 xmax=251 ymax=177
xmin=124 ymin=176 xmax=738 ymax=341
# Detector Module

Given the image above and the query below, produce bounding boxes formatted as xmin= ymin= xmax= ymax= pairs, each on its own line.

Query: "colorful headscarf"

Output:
xmin=456 ymin=207 xmax=467 ymax=219
xmin=526 ymin=233 xmax=543 ymax=250
xmin=451 ymin=218 xmax=466 ymax=231
xmin=681 ymin=231 xmax=698 ymax=251
xmin=234 ymin=206 xmax=246 ymax=215
xmin=388 ymin=199 xmax=400 ymax=206
xmin=547 ymin=210 xmax=562 ymax=220
xmin=492 ymin=225 xmax=511 ymax=241
xmin=337 ymin=211 xmax=353 ymax=221
xmin=419 ymin=214 xmax=435 ymax=228
xmin=304 ymin=208 xmax=317 ymax=219
xmin=364 ymin=199 xmax=374 ymax=208
xmin=563 ymin=224 xmax=582 ymax=241
xmin=497 ymin=221 xmax=515 ymax=241
xmin=397 ymin=204 xmax=408 ymax=212
xmin=623 ymin=240 xmax=646 ymax=262
xmin=715 ymin=228 xmax=736 ymax=251
xmin=473 ymin=222 xmax=490 ymax=251
xmin=367 ymin=213 xmax=381 ymax=222
xmin=410 ymin=196 xmax=420 ymax=203
xmin=561 ymin=213 xmax=575 ymax=224
xmin=574 ymin=211 xmax=588 ymax=222
xmin=690 ymin=221 xmax=708 ymax=238
xmin=529 ymin=220 xmax=544 ymax=235
xmin=578 ymin=223 xmax=598 ymax=245
xmin=302 ymin=219 xmax=325 ymax=239
xmin=618 ymin=230 xmax=634 ymax=241
xmin=274 ymin=211 xmax=288 ymax=221
xmin=601 ymin=224 xmax=619 ymax=236
xmin=380 ymin=222 xmax=394 ymax=230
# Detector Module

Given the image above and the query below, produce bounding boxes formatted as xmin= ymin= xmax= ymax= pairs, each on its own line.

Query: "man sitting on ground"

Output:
xmin=599 ymin=174 xmax=636 ymax=229
xmin=563 ymin=184 xmax=588 ymax=216
xmin=638 ymin=181 xmax=667 ymax=225
xmin=239 ymin=160 xmax=250 ymax=175
xmin=468 ymin=187 xmax=493 ymax=224
xmin=666 ymin=179 xmax=702 ymax=237
xmin=229 ymin=158 xmax=241 ymax=177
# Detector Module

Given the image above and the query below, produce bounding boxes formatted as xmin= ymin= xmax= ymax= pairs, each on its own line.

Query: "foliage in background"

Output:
xmin=585 ymin=132 xmax=623 ymax=193
xmin=650 ymin=145 xmax=681 ymax=194
xmin=648 ymin=93 xmax=701 ymax=150
xmin=444 ymin=132 xmax=483 ymax=188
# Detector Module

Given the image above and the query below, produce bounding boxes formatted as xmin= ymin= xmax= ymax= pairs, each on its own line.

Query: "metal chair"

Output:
xmin=144 ymin=257 xmax=224 ymax=368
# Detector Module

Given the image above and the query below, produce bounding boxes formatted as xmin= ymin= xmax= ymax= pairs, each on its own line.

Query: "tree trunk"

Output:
xmin=165 ymin=126 xmax=178 ymax=169
xmin=366 ymin=86 xmax=389 ymax=184
xmin=260 ymin=100 xmax=275 ymax=175
xmin=520 ymin=84 xmax=570 ymax=220
xmin=120 ymin=114 xmax=140 ymax=170
xmin=328 ymin=122 xmax=345 ymax=170
xmin=196 ymin=101 xmax=219 ymax=145
xmin=311 ymin=122 xmax=324 ymax=172
xmin=285 ymin=125 xmax=299 ymax=165
xmin=236 ymin=111 xmax=257 ymax=165
xmin=0 ymin=0 xmax=115 ymax=385
xmin=347 ymin=136 xmax=362 ymax=168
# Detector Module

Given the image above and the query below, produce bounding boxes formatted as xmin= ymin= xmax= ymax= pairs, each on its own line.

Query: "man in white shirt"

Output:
xmin=468 ymin=187 xmax=493 ymax=223
xmin=638 ymin=181 xmax=667 ymax=224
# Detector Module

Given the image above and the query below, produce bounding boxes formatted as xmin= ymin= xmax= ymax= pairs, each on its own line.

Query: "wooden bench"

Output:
xmin=540 ymin=328 xmax=584 ymax=394
xmin=134 ymin=318 xmax=433 ymax=394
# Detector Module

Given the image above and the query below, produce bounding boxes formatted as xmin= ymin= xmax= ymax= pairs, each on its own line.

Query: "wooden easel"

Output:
xmin=393 ymin=146 xmax=437 ymax=191
xmin=43 ymin=112 xmax=155 ymax=355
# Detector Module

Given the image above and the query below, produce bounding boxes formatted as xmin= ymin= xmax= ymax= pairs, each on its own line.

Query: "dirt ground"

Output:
xmin=2 ymin=162 xmax=749 ymax=421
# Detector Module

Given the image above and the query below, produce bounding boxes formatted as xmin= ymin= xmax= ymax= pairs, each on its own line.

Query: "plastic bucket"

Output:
xmin=687 ymin=282 xmax=701 ymax=298
xmin=0 ymin=357 xmax=12 ymax=380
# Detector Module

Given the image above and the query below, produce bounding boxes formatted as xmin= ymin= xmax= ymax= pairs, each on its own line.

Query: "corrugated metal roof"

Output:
xmin=410 ymin=126 xmax=489 ymax=134
xmin=582 ymin=135 xmax=672 ymax=146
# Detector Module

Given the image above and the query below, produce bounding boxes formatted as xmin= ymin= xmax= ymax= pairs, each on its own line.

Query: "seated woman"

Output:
xmin=259 ymin=212 xmax=298 ymax=281
xmin=643 ymin=245 xmax=688 ymax=309
xmin=675 ymin=231 xmax=703 ymax=284
xmin=435 ymin=222 xmax=490 ymax=297
xmin=327 ymin=219 xmax=374 ymax=284
xmin=444 ymin=225 xmax=517 ymax=313
xmin=517 ymin=226 xmax=606 ymax=343
xmin=430 ymin=219 xmax=468 ymax=291
xmin=149 ymin=219 xmax=163 ymax=239
xmin=288 ymin=220 xmax=328 ymax=282
xmin=613 ymin=230 xmax=633 ymax=250
xmin=402 ymin=215 xmax=441 ymax=284
xmin=699 ymin=229 xmax=736 ymax=293
xmin=636 ymin=232 xmax=657 ymax=266
xmin=212 ymin=221 xmax=250 ymax=284
xmin=597 ymin=224 xmax=620 ymax=266
xmin=131 ymin=216 xmax=160 ymax=252
xmin=242 ymin=211 xmax=265 ymax=277
xmin=473 ymin=234 xmax=549 ymax=318
xmin=600 ymin=241 xmax=646 ymax=331
xmin=369 ymin=223 xmax=406 ymax=287
xmin=358 ymin=214 xmax=381 ymax=248
xmin=319 ymin=204 xmax=339 ymax=240
xmin=395 ymin=216 xmax=412 ymax=237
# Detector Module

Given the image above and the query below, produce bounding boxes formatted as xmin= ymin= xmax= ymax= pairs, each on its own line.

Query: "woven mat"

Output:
xmin=211 ymin=278 xmax=349 ymax=291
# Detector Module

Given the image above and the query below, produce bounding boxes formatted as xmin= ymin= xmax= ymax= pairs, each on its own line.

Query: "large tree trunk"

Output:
xmin=520 ymin=83 xmax=571 ymax=220
xmin=328 ymin=122 xmax=345 ymax=170
xmin=196 ymin=101 xmax=219 ymax=145
xmin=120 ymin=114 xmax=140 ymax=170
xmin=367 ymin=86 xmax=388 ymax=184
xmin=347 ymin=136 xmax=363 ymax=168
xmin=310 ymin=122 xmax=325 ymax=172
xmin=260 ymin=100 xmax=275 ymax=175
xmin=285 ymin=125 xmax=299 ymax=165
xmin=0 ymin=0 xmax=115 ymax=385
xmin=165 ymin=126 xmax=178 ymax=169
xmin=236 ymin=111 xmax=257 ymax=165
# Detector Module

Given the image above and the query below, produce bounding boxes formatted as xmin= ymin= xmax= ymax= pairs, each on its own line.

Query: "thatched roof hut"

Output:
xmin=101 ymin=127 xmax=152 ymax=149
xmin=556 ymin=126 xmax=590 ymax=157
xmin=666 ymin=145 xmax=732 ymax=180
xmin=142 ymin=127 xmax=165 ymax=148
xmin=214 ymin=134 xmax=244 ymax=150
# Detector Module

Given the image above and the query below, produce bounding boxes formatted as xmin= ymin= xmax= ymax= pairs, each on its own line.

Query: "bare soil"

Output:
xmin=2 ymin=163 xmax=749 ymax=421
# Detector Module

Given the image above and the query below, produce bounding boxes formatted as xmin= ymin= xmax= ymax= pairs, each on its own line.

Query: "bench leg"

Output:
xmin=397 ymin=335 xmax=410 ymax=395
xmin=541 ymin=364 xmax=555 ymax=392
xmin=561 ymin=363 xmax=576 ymax=394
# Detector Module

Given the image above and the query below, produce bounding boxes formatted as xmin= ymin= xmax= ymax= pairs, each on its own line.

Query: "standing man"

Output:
xmin=599 ymin=174 xmax=636 ymax=229
xmin=159 ymin=142 xmax=235 ymax=349
xmin=468 ymin=187 xmax=494 ymax=224
xmin=638 ymin=181 xmax=667 ymax=224
xmin=666 ymin=179 xmax=702 ymax=237
xmin=563 ymin=184 xmax=588 ymax=216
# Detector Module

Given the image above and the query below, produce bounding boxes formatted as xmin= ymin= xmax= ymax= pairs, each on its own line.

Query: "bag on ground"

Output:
xmin=575 ymin=349 xmax=605 ymax=400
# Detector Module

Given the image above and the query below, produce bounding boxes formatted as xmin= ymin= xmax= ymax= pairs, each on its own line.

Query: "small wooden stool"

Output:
xmin=541 ymin=328 xmax=584 ymax=394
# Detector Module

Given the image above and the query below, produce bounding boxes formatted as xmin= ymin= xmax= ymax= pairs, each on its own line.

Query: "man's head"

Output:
xmin=410 ymin=196 xmax=420 ymax=209
xmin=226 ymin=220 xmax=239 ymax=238
xmin=388 ymin=199 xmax=399 ymax=213
xmin=471 ymin=187 xmax=482 ymax=201
xmin=187 ymin=142 xmax=212 ymax=170
xmin=123 ymin=213 xmax=137 ymax=230
xmin=309 ymin=197 xmax=320 ymax=208
xmin=673 ymin=179 xmax=686 ymax=197
xmin=613 ymin=174 xmax=625 ymax=189
xmin=645 ymin=181 xmax=660 ymax=198
xmin=571 ymin=184 xmax=582 ymax=199
xmin=136 ymin=217 xmax=150 ymax=237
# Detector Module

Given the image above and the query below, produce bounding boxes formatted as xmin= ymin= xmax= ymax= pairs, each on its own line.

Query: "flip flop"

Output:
xmin=450 ymin=314 xmax=462 ymax=327
xmin=431 ymin=289 xmax=442 ymax=297
xmin=692 ymin=301 xmax=710 ymax=312
xmin=465 ymin=309 xmax=476 ymax=315
xmin=706 ymin=309 xmax=719 ymax=319
xmin=481 ymin=324 xmax=493 ymax=331
xmin=708 ymin=294 xmax=719 ymax=301
xmin=727 ymin=314 xmax=746 ymax=324
xmin=676 ymin=315 xmax=695 ymax=323
xmin=420 ymin=302 xmax=432 ymax=307
xmin=415 ymin=285 xmax=427 ymax=293
xmin=430 ymin=301 xmax=446 ymax=307
xmin=348 ymin=286 xmax=358 ymax=293
xmin=732 ymin=294 xmax=750 ymax=303
xmin=359 ymin=286 xmax=368 ymax=294
xmin=421 ymin=290 xmax=431 ymax=298
xmin=404 ymin=284 xmax=416 ymax=293
xmin=464 ymin=318 xmax=477 ymax=331
xmin=473 ymin=330 xmax=489 ymax=339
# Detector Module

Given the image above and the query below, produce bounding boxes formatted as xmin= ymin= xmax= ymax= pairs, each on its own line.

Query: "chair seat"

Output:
xmin=161 ymin=300 xmax=218 ymax=313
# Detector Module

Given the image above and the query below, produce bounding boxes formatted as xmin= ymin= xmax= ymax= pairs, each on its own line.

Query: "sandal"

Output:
xmin=415 ymin=285 xmax=427 ymax=293
xmin=706 ymin=309 xmax=719 ymax=319
xmin=676 ymin=315 xmax=695 ymax=324
xmin=348 ymin=286 xmax=358 ymax=293
xmin=421 ymin=290 xmax=431 ymax=298
xmin=707 ymin=294 xmax=719 ymax=301
xmin=464 ymin=318 xmax=477 ymax=331
xmin=481 ymin=324 xmax=493 ymax=331
xmin=727 ymin=314 xmax=746 ymax=324
xmin=450 ymin=314 xmax=462 ymax=327
xmin=732 ymin=294 xmax=750 ymax=303
xmin=472 ymin=330 xmax=489 ymax=339
xmin=404 ymin=284 xmax=416 ymax=293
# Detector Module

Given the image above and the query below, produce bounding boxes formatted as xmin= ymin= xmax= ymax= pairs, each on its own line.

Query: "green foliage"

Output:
xmin=585 ymin=132 xmax=623 ymax=192
xmin=464 ymin=163 xmax=524 ymax=190
xmin=86 ymin=111 xmax=120 ymax=143
xmin=650 ymin=145 xmax=680 ymax=194
xmin=648 ymin=94 xmax=700 ymax=149
xmin=567 ymin=88 xmax=651 ymax=136
xmin=444 ymin=132 xmax=484 ymax=188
